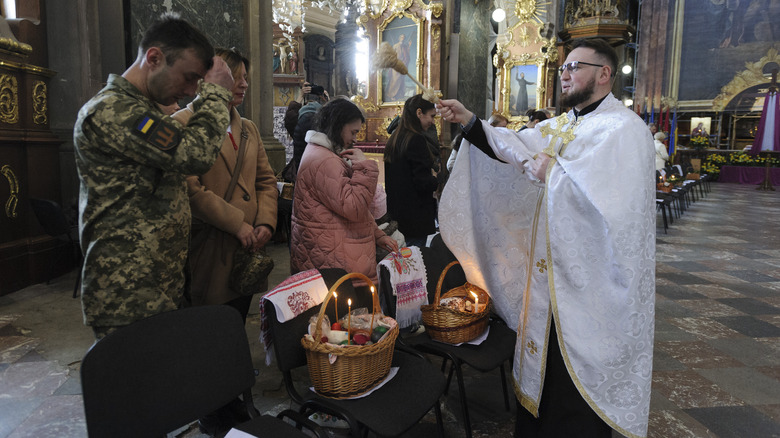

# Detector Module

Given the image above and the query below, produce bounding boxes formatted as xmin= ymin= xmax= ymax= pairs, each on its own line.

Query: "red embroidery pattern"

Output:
xmin=396 ymin=279 xmax=426 ymax=306
xmin=287 ymin=290 xmax=315 ymax=316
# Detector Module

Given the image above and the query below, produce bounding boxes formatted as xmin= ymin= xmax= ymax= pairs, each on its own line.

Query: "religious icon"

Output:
xmin=509 ymin=64 xmax=538 ymax=117
xmin=379 ymin=14 xmax=421 ymax=104
xmin=289 ymin=49 xmax=298 ymax=75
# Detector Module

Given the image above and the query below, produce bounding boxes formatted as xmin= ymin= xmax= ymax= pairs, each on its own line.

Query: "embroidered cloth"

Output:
xmin=378 ymin=246 xmax=428 ymax=328
xmin=260 ymin=269 xmax=328 ymax=365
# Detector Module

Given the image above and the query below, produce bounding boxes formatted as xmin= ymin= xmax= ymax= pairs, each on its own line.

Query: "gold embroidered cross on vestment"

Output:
xmin=527 ymin=340 xmax=538 ymax=355
xmin=538 ymin=113 xmax=576 ymax=157
xmin=535 ymin=259 xmax=547 ymax=273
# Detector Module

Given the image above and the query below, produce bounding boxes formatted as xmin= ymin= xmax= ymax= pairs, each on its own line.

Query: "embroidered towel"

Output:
xmin=260 ymin=269 xmax=329 ymax=365
xmin=378 ymin=246 xmax=428 ymax=329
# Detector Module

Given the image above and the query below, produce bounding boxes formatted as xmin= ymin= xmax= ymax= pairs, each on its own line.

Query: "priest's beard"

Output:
xmin=560 ymin=76 xmax=596 ymax=108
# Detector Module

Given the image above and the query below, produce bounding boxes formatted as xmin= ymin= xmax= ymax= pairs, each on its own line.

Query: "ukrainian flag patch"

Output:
xmin=137 ymin=116 xmax=155 ymax=134
xmin=132 ymin=113 xmax=181 ymax=152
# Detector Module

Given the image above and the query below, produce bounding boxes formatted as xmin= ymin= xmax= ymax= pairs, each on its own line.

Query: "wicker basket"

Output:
xmin=301 ymin=272 xmax=399 ymax=399
xmin=421 ymin=261 xmax=490 ymax=344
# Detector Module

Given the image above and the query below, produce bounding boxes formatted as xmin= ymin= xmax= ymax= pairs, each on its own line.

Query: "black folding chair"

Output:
xmin=265 ymin=268 xmax=446 ymax=438
xmin=81 ymin=306 xmax=325 ymax=438
xmin=29 ymin=198 xmax=82 ymax=297
xmin=394 ymin=237 xmax=516 ymax=438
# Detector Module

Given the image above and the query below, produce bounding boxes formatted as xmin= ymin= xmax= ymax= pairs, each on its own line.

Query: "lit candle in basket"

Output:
xmin=347 ymin=298 xmax=352 ymax=345
xmin=470 ymin=291 xmax=479 ymax=314
xmin=370 ymin=286 xmax=376 ymax=329
xmin=333 ymin=292 xmax=338 ymax=323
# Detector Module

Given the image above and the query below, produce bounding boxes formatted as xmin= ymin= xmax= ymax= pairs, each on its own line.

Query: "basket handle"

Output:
xmin=311 ymin=272 xmax=378 ymax=346
xmin=434 ymin=260 xmax=461 ymax=305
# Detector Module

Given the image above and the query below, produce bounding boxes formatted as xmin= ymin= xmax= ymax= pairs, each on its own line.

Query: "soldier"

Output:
xmin=73 ymin=12 xmax=234 ymax=339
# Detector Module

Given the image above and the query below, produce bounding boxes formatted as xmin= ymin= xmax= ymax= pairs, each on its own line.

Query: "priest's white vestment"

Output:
xmin=439 ymin=93 xmax=656 ymax=438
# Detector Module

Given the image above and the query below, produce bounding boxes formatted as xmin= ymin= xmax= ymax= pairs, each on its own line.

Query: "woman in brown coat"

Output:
xmin=173 ymin=48 xmax=277 ymax=321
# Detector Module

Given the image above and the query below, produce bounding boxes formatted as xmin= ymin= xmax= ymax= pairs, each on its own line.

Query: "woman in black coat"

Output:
xmin=384 ymin=94 xmax=439 ymax=247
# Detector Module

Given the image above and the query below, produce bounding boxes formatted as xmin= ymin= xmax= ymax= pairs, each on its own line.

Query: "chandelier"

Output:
xmin=272 ymin=0 xmax=365 ymax=39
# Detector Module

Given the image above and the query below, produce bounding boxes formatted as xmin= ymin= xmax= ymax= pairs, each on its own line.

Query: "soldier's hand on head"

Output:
xmin=204 ymin=56 xmax=234 ymax=91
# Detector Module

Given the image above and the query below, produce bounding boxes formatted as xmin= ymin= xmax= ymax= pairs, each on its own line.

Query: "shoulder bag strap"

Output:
xmin=223 ymin=121 xmax=249 ymax=202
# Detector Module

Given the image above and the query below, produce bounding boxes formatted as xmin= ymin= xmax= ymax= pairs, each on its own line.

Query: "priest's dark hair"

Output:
xmin=140 ymin=12 xmax=214 ymax=70
xmin=571 ymin=38 xmax=618 ymax=78
xmin=384 ymin=94 xmax=436 ymax=164
xmin=313 ymin=98 xmax=365 ymax=151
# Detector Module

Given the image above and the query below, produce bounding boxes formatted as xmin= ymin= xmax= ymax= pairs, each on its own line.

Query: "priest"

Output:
xmin=437 ymin=38 xmax=655 ymax=438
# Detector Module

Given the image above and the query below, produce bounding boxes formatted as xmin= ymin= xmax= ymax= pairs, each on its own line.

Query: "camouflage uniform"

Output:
xmin=74 ymin=74 xmax=231 ymax=333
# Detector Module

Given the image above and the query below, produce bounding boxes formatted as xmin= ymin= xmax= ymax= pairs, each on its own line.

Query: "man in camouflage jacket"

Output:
xmin=73 ymin=13 xmax=234 ymax=338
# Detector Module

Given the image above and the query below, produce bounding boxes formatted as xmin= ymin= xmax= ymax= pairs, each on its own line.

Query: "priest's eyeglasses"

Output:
xmin=558 ymin=61 xmax=605 ymax=74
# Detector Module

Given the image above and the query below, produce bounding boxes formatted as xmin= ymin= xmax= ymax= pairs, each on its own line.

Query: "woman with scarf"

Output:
xmin=290 ymin=98 xmax=398 ymax=282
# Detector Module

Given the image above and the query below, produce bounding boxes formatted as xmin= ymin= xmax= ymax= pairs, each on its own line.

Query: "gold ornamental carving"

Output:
xmin=364 ymin=0 xmax=389 ymax=19
xmin=416 ymin=0 xmax=443 ymax=17
xmin=0 ymin=37 xmax=32 ymax=55
xmin=374 ymin=117 xmax=393 ymax=140
xmin=515 ymin=0 xmax=541 ymax=24
xmin=432 ymin=24 xmax=441 ymax=51
xmin=712 ymin=48 xmax=780 ymax=111
xmin=495 ymin=0 xmax=557 ymax=123
xmin=1 ymin=164 xmax=19 ymax=218
xmin=0 ymin=74 xmax=19 ymax=124
xmin=390 ymin=0 xmax=413 ymax=12
xmin=32 ymin=81 xmax=48 ymax=125
xmin=352 ymin=94 xmax=381 ymax=112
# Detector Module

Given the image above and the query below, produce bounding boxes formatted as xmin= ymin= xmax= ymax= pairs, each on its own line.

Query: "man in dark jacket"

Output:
xmin=290 ymin=85 xmax=328 ymax=181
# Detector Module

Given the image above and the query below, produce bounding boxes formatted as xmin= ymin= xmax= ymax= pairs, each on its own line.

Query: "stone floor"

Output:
xmin=1 ymin=182 xmax=780 ymax=438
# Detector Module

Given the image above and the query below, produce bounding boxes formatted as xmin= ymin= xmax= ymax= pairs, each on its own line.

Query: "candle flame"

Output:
xmin=370 ymin=286 xmax=375 ymax=293
xmin=470 ymin=291 xmax=478 ymax=300
xmin=348 ymin=298 xmax=352 ymax=305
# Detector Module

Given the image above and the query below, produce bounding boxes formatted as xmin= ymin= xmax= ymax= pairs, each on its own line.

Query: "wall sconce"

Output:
xmin=621 ymin=64 xmax=632 ymax=75
xmin=492 ymin=0 xmax=506 ymax=22
xmin=492 ymin=7 xmax=506 ymax=22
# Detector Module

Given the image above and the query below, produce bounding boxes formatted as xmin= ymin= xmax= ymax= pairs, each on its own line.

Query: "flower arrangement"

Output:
xmin=703 ymin=151 xmax=780 ymax=179
xmin=688 ymin=136 xmax=710 ymax=149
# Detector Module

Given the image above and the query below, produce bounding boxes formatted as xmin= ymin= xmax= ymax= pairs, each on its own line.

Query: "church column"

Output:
xmin=244 ymin=0 xmax=285 ymax=173
xmin=335 ymin=3 xmax=359 ymax=97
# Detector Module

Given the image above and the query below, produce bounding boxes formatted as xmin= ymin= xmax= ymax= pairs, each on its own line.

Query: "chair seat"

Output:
xmin=302 ymin=349 xmax=447 ymax=438
xmin=234 ymin=413 xmax=317 ymax=438
xmin=405 ymin=319 xmax=516 ymax=371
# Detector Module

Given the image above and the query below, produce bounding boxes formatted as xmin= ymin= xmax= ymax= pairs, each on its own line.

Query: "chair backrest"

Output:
xmin=266 ymin=268 xmax=364 ymax=402
xmin=378 ymin=236 xmax=466 ymax=320
xmin=81 ymin=306 xmax=255 ymax=438
xmin=421 ymin=235 xmax=467 ymax=297
xmin=29 ymin=198 xmax=71 ymax=238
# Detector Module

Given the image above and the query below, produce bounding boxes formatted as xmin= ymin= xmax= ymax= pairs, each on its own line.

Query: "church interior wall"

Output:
xmin=456 ymin=0 xmax=491 ymax=120
xmin=2 ymin=0 xmax=778 ymax=295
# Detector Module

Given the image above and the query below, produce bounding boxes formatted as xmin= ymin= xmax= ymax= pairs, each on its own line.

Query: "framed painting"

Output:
xmin=501 ymin=61 xmax=545 ymax=120
xmin=377 ymin=12 xmax=422 ymax=105
xmin=690 ymin=117 xmax=711 ymax=137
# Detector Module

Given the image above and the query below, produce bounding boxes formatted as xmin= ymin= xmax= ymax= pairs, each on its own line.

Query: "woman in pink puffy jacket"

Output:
xmin=290 ymin=98 xmax=398 ymax=282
